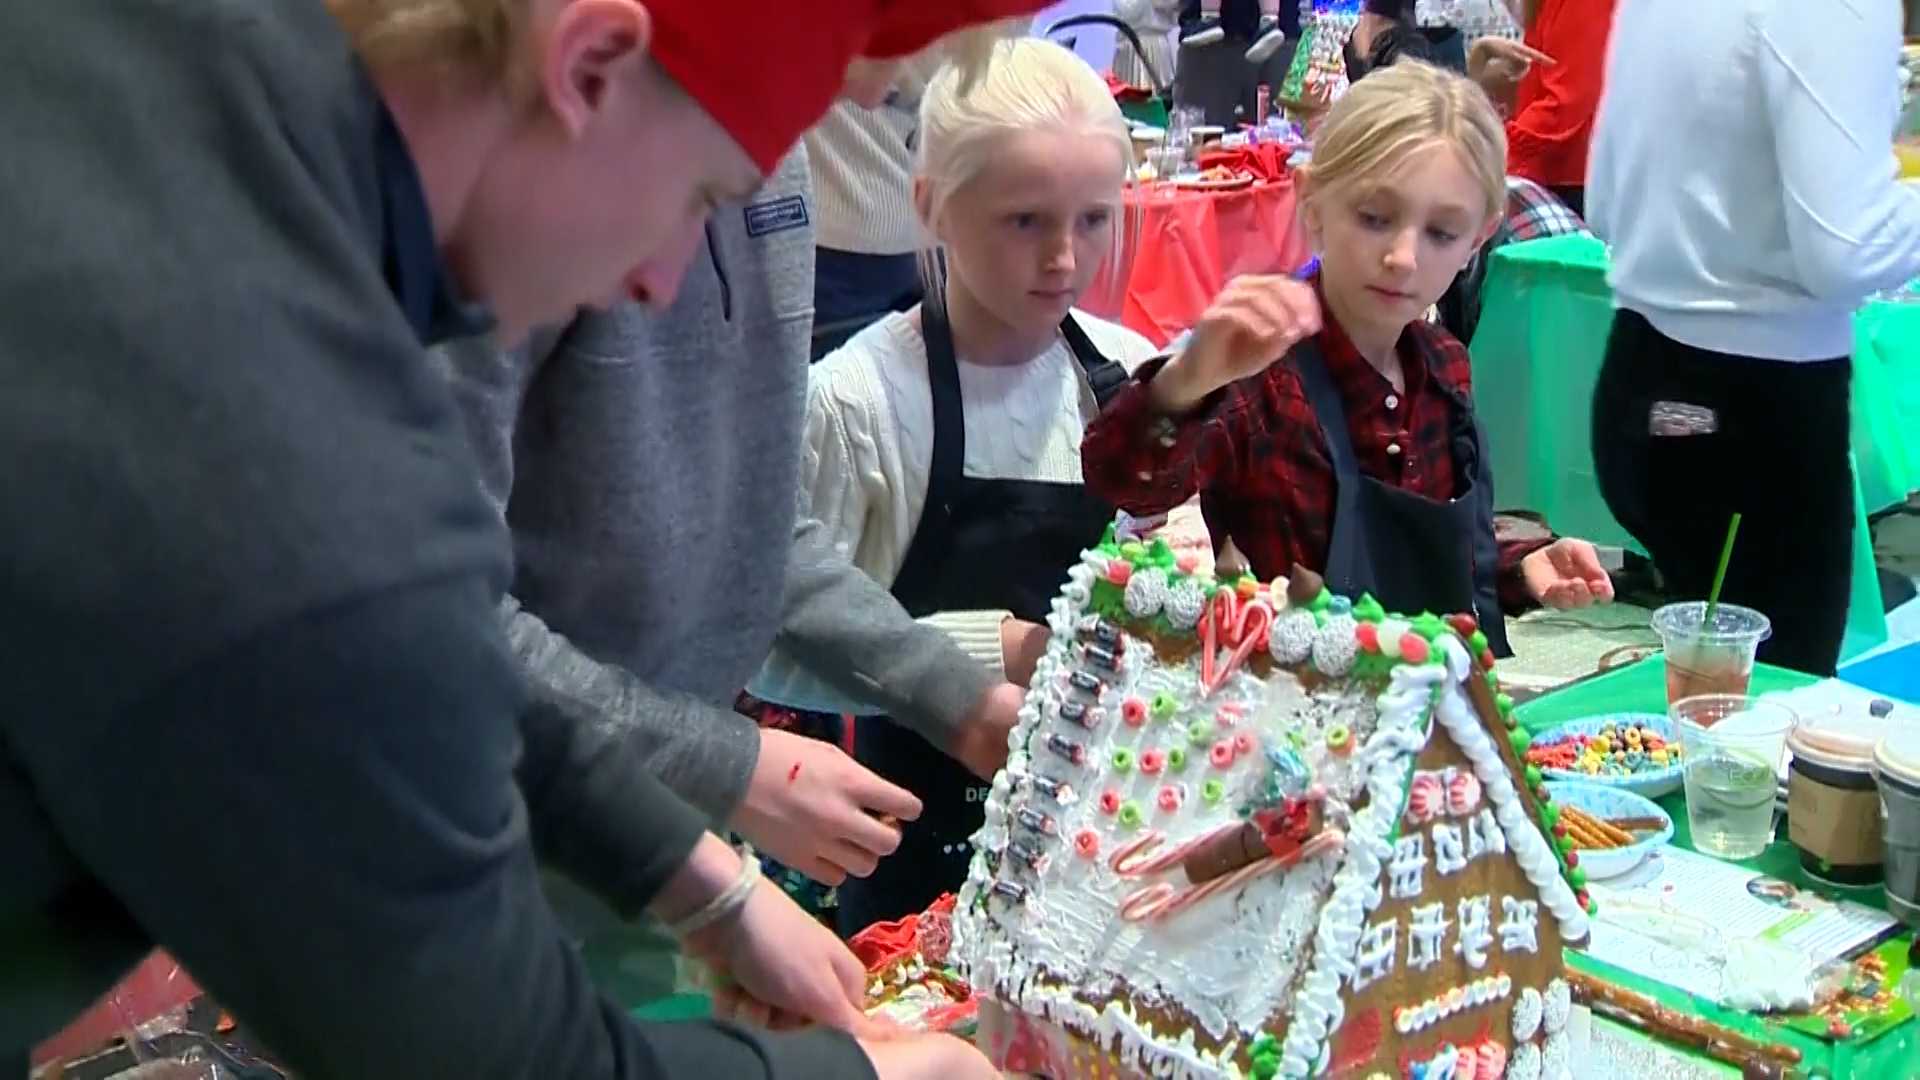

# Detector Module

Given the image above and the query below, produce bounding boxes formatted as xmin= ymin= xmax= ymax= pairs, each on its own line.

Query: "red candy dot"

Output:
xmin=1122 ymin=698 xmax=1149 ymax=728
xmin=1233 ymin=730 xmax=1257 ymax=756
xmin=1157 ymin=786 xmax=1182 ymax=812
xmin=1479 ymin=649 xmax=1497 ymax=669
xmin=1106 ymin=560 xmax=1133 ymax=586
xmin=1565 ymin=850 xmax=1581 ymax=869
xmin=1448 ymin=613 xmax=1479 ymax=637
xmin=1099 ymin=790 xmax=1122 ymax=815
xmin=1140 ymin=749 xmax=1167 ymax=775
xmin=1399 ymin=633 xmax=1430 ymax=664
xmin=1075 ymin=829 xmax=1100 ymax=857
xmin=1354 ymin=622 xmax=1380 ymax=653
xmin=1210 ymin=740 xmax=1236 ymax=768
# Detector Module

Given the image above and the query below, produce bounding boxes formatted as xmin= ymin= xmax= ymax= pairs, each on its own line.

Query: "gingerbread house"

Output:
xmin=953 ymin=532 xmax=1593 ymax=1079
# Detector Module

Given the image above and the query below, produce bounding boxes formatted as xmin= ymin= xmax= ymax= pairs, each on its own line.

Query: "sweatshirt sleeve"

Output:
xmin=1757 ymin=0 xmax=1920 ymax=300
xmin=10 ymin=577 xmax=871 ymax=1080
xmin=436 ymin=331 xmax=761 ymax=829
xmin=503 ymin=594 xmax=762 ymax=830
xmin=773 ymin=514 xmax=997 ymax=748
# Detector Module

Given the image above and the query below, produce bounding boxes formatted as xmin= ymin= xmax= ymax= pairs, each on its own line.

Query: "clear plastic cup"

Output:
xmin=1653 ymin=602 xmax=1772 ymax=707
xmin=1673 ymin=695 xmax=1796 ymax=860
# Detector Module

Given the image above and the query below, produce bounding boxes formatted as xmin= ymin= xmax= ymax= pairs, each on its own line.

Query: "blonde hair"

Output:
xmin=1301 ymin=61 xmax=1507 ymax=224
xmin=915 ymin=36 xmax=1135 ymax=294
xmin=327 ymin=0 xmax=527 ymax=86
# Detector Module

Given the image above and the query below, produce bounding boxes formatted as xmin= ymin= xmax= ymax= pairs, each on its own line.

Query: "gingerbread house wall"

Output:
xmin=1332 ymin=724 xmax=1565 ymax=1075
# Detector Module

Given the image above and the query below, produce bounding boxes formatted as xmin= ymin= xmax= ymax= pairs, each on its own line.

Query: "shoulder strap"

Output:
xmin=1060 ymin=313 xmax=1133 ymax=407
xmin=918 ymin=295 xmax=967 ymax=516
xmin=1289 ymin=339 xmax=1361 ymax=481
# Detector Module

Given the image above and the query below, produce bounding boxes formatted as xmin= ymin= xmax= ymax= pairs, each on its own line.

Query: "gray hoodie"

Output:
xmin=439 ymin=146 xmax=992 ymax=826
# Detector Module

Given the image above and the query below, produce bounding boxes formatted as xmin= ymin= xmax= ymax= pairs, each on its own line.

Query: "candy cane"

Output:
xmin=1198 ymin=589 xmax=1237 ymax=690
xmin=1199 ymin=594 xmax=1274 ymax=696
xmin=1118 ymin=829 xmax=1346 ymax=923
xmin=1109 ymin=822 xmax=1245 ymax=877
xmin=1119 ymin=881 xmax=1178 ymax=921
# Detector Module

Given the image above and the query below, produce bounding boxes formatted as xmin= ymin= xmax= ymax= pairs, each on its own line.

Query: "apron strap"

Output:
xmin=1289 ymin=339 xmax=1370 ymax=591
xmin=1431 ymin=360 xmax=1513 ymax=658
xmin=890 ymin=297 xmax=968 ymax=605
xmin=1059 ymin=313 xmax=1132 ymax=407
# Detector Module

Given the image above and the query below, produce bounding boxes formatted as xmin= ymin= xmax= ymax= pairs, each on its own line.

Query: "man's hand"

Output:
xmin=999 ymin=617 xmax=1051 ymax=687
xmin=680 ymin=869 xmax=873 ymax=1032
xmin=859 ymin=1032 xmax=1002 ymax=1080
xmin=1521 ymin=538 xmax=1615 ymax=610
xmin=732 ymin=729 xmax=922 ymax=885
xmin=1150 ymin=276 xmax=1321 ymax=415
xmin=1468 ymin=37 xmax=1552 ymax=111
xmin=950 ymin=680 xmax=1024 ymax=780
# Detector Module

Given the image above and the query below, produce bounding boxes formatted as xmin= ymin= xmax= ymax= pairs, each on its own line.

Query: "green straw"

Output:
xmin=1702 ymin=512 xmax=1743 ymax=627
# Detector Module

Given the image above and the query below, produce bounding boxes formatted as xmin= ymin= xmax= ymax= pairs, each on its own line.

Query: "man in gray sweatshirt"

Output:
xmin=442 ymin=142 xmax=1024 ymax=984
xmin=0 ymin=0 xmax=1037 ymax=1076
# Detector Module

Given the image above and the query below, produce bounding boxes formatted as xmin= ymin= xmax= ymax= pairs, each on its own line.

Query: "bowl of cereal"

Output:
xmin=1525 ymin=713 xmax=1684 ymax=799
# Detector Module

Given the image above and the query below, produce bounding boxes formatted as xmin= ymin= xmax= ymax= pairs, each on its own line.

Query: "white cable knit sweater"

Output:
xmin=788 ymin=308 xmax=1157 ymax=679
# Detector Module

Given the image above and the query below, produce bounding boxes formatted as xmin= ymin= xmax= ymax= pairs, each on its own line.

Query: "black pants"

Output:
xmin=1592 ymin=310 xmax=1854 ymax=676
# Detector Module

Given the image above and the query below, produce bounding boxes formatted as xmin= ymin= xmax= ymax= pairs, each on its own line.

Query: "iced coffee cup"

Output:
xmin=1653 ymin=602 xmax=1772 ymax=707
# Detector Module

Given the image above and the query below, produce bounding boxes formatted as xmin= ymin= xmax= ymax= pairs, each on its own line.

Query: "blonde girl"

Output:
xmin=1085 ymin=60 xmax=1612 ymax=658
xmin=765 ymin=36 xmax=1160 ymax=930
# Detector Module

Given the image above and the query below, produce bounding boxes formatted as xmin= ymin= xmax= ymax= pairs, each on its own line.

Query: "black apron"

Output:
xmin=1293 ymin=340 xmax=1513 ymax=658
xmin=835 ymin=303 xmax=1130 ymax=934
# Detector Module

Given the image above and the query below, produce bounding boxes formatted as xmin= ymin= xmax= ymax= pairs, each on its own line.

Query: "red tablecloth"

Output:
xmin=1082 ymin=174 xmax=1312 ymax=348
xmin=32 ymin=951 xmax=202 ymax=1066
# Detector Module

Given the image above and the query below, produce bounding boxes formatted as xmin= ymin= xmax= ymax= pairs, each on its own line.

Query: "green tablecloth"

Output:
xmin=1469 ymin=234 xmax=1913 ymax=662
xmin=1471 ymin=234 xmax=1920 ymax=523
xmin=1519 ymin=658 xmax=1919 ymax=1078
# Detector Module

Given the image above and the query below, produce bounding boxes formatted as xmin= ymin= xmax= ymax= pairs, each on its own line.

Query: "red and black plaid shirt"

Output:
xmin=1083 ymin=302 xmax=1547 ymax=611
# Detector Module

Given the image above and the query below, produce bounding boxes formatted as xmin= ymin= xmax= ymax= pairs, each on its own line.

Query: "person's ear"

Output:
xmin=539 ymin=0 xmax=655 ymax=138
xmin=1300 ymin=188 xmax=1326 ymax=249
xmin=1472 ymin=209 xmax=1501 ymax=251
xmin=913 ymin=175 xmax=942 ymax=243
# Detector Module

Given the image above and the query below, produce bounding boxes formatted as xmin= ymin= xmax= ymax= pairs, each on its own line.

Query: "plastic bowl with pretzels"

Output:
xmin=1543 ymin=780 xmax=1675 ymax=880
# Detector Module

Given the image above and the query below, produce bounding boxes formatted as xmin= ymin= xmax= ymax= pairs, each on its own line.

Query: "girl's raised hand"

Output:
xmin=1150 ymin=275 xmax=1321 ymax=414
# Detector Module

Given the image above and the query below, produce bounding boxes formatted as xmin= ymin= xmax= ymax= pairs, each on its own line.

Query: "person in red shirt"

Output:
xmin=1082 ymin=60 xmax=1612 ymax=656
xmin=1500 ymin=0 xmax=1616 ymax=215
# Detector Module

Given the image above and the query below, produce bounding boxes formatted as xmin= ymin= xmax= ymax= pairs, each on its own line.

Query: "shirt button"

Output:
xmin=1386 ymin=442 xmax=1402 ymax=456
xmin=1385 ymin=394 xmax=1400 ymax=410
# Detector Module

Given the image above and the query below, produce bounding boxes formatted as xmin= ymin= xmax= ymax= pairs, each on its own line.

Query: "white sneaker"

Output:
xmin=1245 ymin=17 xmax=1287 ymax=63
xmin=1182 ymin=16 xmax=1227 ymax=46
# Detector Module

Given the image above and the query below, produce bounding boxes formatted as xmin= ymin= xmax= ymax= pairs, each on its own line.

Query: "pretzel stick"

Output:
xmin=1568 ymin=970 xmax=1803 ymax=1078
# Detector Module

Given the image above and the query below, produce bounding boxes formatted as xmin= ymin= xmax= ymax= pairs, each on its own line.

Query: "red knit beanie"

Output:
xmin=648 ymin=1 xmax=1047 ymax=173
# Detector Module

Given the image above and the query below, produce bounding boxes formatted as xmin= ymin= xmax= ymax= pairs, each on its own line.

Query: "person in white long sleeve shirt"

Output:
xmin=1585 ymin=0 xmax=1920 ymax=675
xmin=759 ymin=38 xmax=1156 ymax=933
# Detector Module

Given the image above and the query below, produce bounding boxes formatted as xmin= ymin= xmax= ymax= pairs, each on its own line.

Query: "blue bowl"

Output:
xmin=1545 ymin=781 xmax=1673 ymax=879
xmin=1531 ymin=713 xmax=1685 ymax=799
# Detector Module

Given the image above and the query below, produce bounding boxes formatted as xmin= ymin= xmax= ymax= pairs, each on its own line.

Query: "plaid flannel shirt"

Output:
xmin=1498 ymin=177 xmax=1588 ymax=246
xmin=1082 ymin=285 xmax=1549 ymax=611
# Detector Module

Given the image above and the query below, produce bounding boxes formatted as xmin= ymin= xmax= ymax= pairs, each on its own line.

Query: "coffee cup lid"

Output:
xmin=1789 ymin=711 xmax=1898 ymax=771
xmin=1874 ymin=727 xmax=1920 ymax=786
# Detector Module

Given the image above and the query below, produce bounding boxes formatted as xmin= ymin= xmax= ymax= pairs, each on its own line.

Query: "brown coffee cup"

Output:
xmin=1787 ymin=713 xmax=1897 ymax=886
